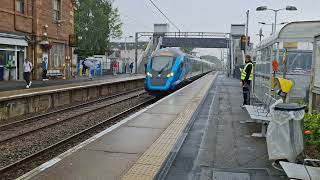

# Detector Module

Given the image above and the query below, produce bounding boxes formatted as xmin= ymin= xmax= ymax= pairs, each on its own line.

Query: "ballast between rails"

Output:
xmin=0 ymin=97 xmax=157 ymax=179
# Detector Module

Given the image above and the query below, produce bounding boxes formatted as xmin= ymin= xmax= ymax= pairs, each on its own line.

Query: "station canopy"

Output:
xmin=257 ymin=21 xmax=320 ymax=49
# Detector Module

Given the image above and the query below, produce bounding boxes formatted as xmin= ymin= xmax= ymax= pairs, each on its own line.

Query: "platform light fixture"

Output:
xmin=256 ymin=6 xmax=267 ymax=11
xmin=256 ymin=5 xmax=297 ymax=33
xmin=258 ymin=22 xmax=288 ymax=25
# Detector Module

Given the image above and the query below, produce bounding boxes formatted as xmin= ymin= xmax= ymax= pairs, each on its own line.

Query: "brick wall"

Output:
xmin=37 ymin=0 xmax=74 ymax=42
xmin=0 ymin=0 xmax=33 ymax=34
xmin=0 ymin=0 xmax=75 ymax=80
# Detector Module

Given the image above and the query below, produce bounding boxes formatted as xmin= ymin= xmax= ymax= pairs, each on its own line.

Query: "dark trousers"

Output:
xmin=42 ymin=70 xmax=47 ymax=79
xmin=242 ymin=81 xmax=251 ymax=105
xmin=23 ymin=72 xmax=31 ymax=85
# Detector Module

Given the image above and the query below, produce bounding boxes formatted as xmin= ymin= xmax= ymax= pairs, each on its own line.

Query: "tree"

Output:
xmin=75 ymin=0 xmax=122 ymax=57
xmin=180 ymin=47 xmax=194 ymax=54
xmin=200 ymin=55 xmax=223 ymax=70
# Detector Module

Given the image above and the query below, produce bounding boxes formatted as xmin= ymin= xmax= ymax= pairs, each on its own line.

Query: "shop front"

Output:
xmin=0 ymin=33 xmax=28 ymax=81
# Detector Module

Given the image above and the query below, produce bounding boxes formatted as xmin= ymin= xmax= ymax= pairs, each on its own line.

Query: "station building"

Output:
xmin=0 ymin=0 xmax=76 ymax=81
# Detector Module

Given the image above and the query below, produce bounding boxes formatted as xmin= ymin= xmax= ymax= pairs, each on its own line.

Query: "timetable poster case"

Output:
xmin=314 ymin=38 xmax=320 ymax=89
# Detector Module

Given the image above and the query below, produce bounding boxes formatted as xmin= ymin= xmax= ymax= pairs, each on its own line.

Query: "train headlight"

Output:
xmin=147 ymin=72 xmax=152 ymax=77
xmin=166 ymin=72 xmax=174 ymax=78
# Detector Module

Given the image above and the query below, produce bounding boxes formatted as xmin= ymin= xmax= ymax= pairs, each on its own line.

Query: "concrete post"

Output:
xmin=135 ymin=32 xmax=138 ymax=74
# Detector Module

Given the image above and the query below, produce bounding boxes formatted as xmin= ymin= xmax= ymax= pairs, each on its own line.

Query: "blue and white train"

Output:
xmin=145 ymin=48 xmax=214 ymax=95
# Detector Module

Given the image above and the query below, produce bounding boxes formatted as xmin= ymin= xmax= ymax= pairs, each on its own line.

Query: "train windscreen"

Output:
xmin=151 ymin=56 xmax=175 ymax=72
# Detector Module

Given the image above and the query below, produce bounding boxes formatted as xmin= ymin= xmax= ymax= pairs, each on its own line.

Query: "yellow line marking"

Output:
xmin=120 ymin=73 xmax=217 ymax=180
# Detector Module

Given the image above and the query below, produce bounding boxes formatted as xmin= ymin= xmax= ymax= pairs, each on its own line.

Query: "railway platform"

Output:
xmin=0 ymin=74 xmax=143 ymax=98
xmin=18 ymin=72 xmax=217 ymax=180
xmin=0 ymin=74 xmax=145 ymax=122
xmin=0 ymin=74 xmax=136 ymax=93
xmin=17 ymin=73 xmax=288 ymax=180
xmin=165 ymin=75 xmax=286 ymax=180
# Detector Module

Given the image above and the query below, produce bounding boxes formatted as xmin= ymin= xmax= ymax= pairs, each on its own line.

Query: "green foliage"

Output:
xmin=200 ymin=55 xmax=223 ymax=70
xmin=304 ymin=113 xmax=320 ymax=149
xmin=4 ymin=60 xmax=15 ymax=69
xmin=75 ymin=0 xmax=122 ymax=56
xmin=180 ymin=47 xmax=194 ymax=54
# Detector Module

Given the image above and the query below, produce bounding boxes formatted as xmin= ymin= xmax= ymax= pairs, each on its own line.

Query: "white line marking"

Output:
xmin=39 ymin=158 xmax=61 ymax=171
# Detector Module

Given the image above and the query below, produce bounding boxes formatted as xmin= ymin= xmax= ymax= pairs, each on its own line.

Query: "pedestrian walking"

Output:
xmin=113 ymin=62 xmax=118 ymax=75
xmin=83 ymin=59 xmax=94 ymax=80
xmin=129 ymin=62 xmax=133 ymax=74
xmin=23 ymin=59 xmax=33 ymax=88
xmin=42 ymin=57 xmax=48 ymax=81
xmin=241 ymin=55 xmax=254 ymax=108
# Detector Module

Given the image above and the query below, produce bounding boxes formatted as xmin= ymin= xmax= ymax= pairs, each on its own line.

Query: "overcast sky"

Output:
xmin=112 ymin=0 xmax=320 ymax=57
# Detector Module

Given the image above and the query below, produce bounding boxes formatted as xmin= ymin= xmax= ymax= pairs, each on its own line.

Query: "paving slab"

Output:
xmin=127 ymin=113 xmax=177 ymax=129
xmin=147 ymin=104 xmax=186 ymax=115
xmin=32 ymin=150 xmax=139 ymax=180
xmin=84 ymin=126 xmax=163 ymax=154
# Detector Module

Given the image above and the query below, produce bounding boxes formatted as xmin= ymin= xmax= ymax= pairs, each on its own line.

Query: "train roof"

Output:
xmin=152 ymin=48 xmax=214 ymax=65
xmin=152 ymin=48 xmax=184 ymax=57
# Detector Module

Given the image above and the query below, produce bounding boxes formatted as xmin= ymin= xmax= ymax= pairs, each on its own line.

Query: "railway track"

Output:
xmin=0 ymin=88 xmax=144 ymax=132
xmin=0 ymin=88 xmax=145 ymax=142
xmin=0 ymin=89 xmax=157 ymax=180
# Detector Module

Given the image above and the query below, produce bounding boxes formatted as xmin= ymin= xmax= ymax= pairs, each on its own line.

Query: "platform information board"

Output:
xmin=314 ymin=38 xmax=320 ymax=88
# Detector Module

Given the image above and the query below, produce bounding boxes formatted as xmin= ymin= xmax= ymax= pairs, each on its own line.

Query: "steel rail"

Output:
xmin=0 ymin=97 xmax=156 ymax=179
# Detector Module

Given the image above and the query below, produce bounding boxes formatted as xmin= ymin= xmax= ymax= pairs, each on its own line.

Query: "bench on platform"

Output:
xmin=244 ymin=93 xmax=281 ymax=137
xmin=47 ymin=70 xmax=63 ymax=79
xmin=280 ymin=160 xmax=320 ymax=180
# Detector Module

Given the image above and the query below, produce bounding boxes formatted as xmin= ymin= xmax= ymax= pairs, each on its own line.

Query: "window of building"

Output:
xmin=16 ymin=0 xmax=25 ymax=14
xmin=50 ymin=44 xmax=65 ymax=68
xmin=53 ymin=0 xmax=61 ymax=21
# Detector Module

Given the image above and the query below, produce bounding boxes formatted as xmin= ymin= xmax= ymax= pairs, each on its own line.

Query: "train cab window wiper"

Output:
xmin=158 ymin=63 xmax=169 ymax=74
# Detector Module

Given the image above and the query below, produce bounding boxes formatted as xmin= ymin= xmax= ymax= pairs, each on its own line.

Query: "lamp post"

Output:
xmin=245 ymin=10 xmax=250 ymax=53
xmin=256 ymin=6 xmax=297 ymax=34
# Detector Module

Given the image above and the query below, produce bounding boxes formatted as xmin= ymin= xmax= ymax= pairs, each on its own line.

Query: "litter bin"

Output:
xmin=266 ymin=103 xmax=306 ymax=162
xmin=0 ymin=65 xmax=4 ymax=81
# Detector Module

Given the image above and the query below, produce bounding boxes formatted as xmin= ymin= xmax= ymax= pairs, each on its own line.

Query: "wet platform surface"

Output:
xmin=164 ymin=75 xmax=287 ymax=180
xmin=0 ymin=74 xmax=144 ymax=100
xmin=19 ymin=73 xmax=217 ymax=180
xmin=0 ymin=74 xmax=135 ymax=92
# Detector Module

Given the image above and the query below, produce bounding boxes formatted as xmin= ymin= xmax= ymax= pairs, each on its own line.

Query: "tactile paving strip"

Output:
xmin=121 ymin=74 xmax=217 ymax=180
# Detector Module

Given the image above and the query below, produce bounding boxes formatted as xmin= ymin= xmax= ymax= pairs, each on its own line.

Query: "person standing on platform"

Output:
xmin=82 ymin=60 xmax=87 ymax=76
xmin=42 ymin=57 xmax=48 ymax=81
xmin=23 ymin=59 xmax=33 ymax=88
xmin=129 ymin=62 xmax=133 ymax=74
xmin=241 ymin=55 xmax=254 ymax=108
xmin=113 ymin=62 xmax=118 ymax=75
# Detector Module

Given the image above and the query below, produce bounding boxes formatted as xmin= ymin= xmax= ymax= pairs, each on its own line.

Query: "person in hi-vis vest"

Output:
xmin=240 ymin=55 xmax=253 ymax=107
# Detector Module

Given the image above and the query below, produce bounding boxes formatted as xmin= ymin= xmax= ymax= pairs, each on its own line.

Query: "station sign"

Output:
xmin=69 ymin=34 xmax=77 ymax=47
xmin=283 ymin=42 xmax=298 ymax=49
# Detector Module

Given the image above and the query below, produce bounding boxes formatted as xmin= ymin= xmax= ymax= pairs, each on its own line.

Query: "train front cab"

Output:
xmin=145 ymin=55 xmax=182 ymax=95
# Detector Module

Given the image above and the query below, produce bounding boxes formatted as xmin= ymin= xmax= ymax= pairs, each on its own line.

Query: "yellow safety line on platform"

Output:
xmin=121 ymin=73 xmax=217 ymax=180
